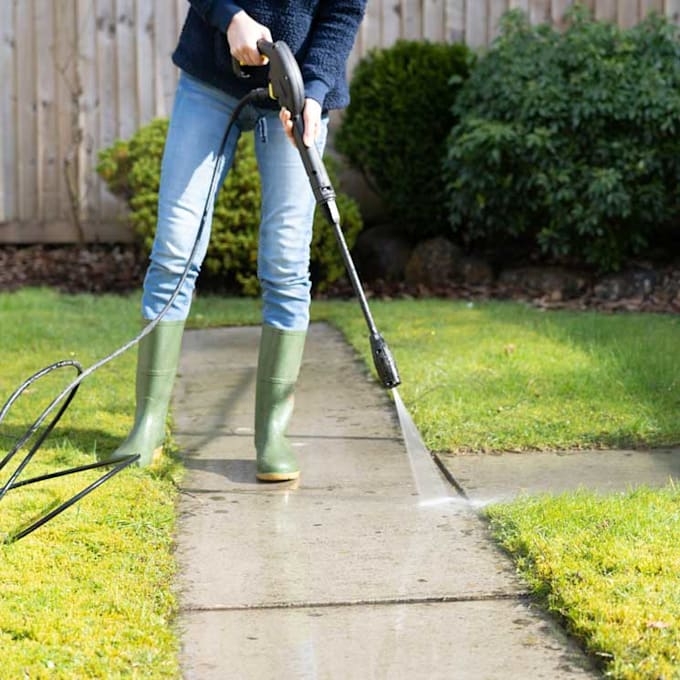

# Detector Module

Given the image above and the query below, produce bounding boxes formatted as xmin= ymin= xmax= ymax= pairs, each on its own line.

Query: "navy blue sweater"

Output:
xmin=173 ymin=1 xmax=367 ymax=111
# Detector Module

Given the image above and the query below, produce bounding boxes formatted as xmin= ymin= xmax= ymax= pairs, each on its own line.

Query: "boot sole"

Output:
xmin=256 ymin=470 xmax=300 ymax=482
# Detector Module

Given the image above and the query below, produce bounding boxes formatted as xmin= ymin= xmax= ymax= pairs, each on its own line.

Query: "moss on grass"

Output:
xmin=0 ymin=289 xmax=181 ymax=678
xmin=486 ymin=485 xmax=680 ymax=679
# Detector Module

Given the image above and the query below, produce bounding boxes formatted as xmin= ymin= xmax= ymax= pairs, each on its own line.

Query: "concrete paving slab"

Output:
xmin=180 ymin=600 xmax=599 ymax=680
xmin=175 ymin=326 xmax=521 ymax=607
xmin=173 ymin=323 xmax=601 ymax=679
xmin=175 ymin=492 xmax=520 ymax=609
xmin=438 ymin=449 xmax=680 ymax=506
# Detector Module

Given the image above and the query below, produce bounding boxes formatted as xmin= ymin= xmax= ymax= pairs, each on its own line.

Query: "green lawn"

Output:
xmin=311 ymin=298 xmax=680 ymax=453
xmin=1 ymin=288 xmax=679 ymax=678
xmin=486 ymin=486 xmax=680 ymax=680
xmin=0 ymin=290 xmax=182 ymax=678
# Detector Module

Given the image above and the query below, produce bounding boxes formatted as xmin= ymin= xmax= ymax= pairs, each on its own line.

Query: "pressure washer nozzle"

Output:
xmin=370 ymin=333 xmax=401 ymax=389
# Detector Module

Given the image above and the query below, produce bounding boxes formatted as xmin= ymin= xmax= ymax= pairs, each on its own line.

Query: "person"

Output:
xmin=110 ymin=1 xmax=367 ymax=482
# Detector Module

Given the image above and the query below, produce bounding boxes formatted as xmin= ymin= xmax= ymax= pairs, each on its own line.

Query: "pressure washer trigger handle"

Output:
xmin=232 ymin=57 xmax=249 ymax=79
xmin=256 ymin=39 xmax=305 ymax=116
xmin=231 ymin=54 xmax=269 ymax=83
xmin=256 ymin=39 xmax=275 ymax=61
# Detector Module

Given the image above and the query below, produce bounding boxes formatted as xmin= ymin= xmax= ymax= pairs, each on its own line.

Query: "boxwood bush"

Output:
xmin=335 ymin=39 xmax=474 ymax=238
xmin=444 ymin=6 xmax=680 ymax=271
xmin=97 ymin=118 xmax=362 ymax=295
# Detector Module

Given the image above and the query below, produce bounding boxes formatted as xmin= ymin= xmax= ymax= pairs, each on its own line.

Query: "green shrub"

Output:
xmin=444 ymin=6 xmax=680 ymax=271
xmin=97 ymin=118 xmax=362 ymax=295
xmin=335 ymin=39 xmax=474 ymax=238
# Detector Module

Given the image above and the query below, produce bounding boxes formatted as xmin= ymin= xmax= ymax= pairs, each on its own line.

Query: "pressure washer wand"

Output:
xmin=291 ymin=117 xmax=401 ymax=389
xmin=255 ymin=40 xmax=401 ymax=389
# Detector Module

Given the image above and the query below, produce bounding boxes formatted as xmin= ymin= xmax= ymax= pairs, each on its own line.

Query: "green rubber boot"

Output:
xmin=255 ymin=325 xmax=306 ymax=482
xmin=110 ymin=319 xmax=185 ymax=467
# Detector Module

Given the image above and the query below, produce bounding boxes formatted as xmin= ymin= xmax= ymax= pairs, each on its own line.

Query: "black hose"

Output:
xmin=0 ymin=90 xmax=266 ymax=543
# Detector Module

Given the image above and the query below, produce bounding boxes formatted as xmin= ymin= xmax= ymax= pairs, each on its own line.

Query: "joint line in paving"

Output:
xmin=180 ymin=591 xmax=532 ymax=614
xmin=432 ymin=452 xmax=470 ymax=500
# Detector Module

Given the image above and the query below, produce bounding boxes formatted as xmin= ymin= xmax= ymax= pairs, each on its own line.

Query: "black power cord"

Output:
xmin=0 ymin=89 xmax=266 ymax=543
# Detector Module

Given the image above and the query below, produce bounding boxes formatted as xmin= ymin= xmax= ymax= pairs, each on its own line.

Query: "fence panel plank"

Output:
xmin=402 ymin=0 xmax=424 ymax=38
xmin=77 ymin=0 xmax=102 ymax=222
xmin=445 ymin=0 xmax=466 ymax=42
xmin=640 ymin=0 xmax=663 ymax=14
xmin=15 ymin=1 xmax=38 ymax=222
xmin=594 ymin=0 xmax=618 ymax=20
xmin=617 ymin=0 xmax=638 ymax=25
xmin=0 ymin=1 xmax=16 ymax=221
xmin=115 ymin=0 xmax=137 ymax=141
xmin=361 ymin=0 xmax=382 ymax=54
xmin=95 ymin=0 xmax=120 ymax=219
xmin=466 ymin=0 xmax=488 ymax=45
xmin=423 ymin=0 xmax=446 ymax=42
xmin=155 ymin=0 xmax=182 ymax=118
xmin=55 ymin=0 xmax=81 ymax=223
xmin=489 ymin=0 xmax=510 ymax=39
xmin=551 ymin=0 xmax=573 ymax=24
xmin=665 ymin=0 xmax=680 ymax=21
xmin=42 ymin=0 xmax=60 ymax=220
xmin=528 ymin=0 xmax=551 ymax=22
xmin=509 ymin=0 xmax=531 ymax=10
xmin=135 ymin=1 xmax=155 ymax=124
xmin=381 ymin=0 xmax=402 ymax=45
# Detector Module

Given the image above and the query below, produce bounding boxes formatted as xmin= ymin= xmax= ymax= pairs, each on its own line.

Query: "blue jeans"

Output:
xmin=142 ymin=71 xmax=328 ymax=330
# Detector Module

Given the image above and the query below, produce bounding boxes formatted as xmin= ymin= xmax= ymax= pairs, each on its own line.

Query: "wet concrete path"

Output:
xmin=173 ymin=323 xmax=602 ymax=679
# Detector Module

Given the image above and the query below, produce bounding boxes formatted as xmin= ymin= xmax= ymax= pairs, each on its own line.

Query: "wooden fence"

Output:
xmin=2 ymin=0 xmax=680 ymax=243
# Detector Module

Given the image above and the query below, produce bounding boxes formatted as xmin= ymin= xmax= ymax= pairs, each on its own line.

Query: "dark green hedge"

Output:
xmin=336 ymin=39 xmax=474 ymax=238
xmin=444 ymin=6 xmax=680 ymax=271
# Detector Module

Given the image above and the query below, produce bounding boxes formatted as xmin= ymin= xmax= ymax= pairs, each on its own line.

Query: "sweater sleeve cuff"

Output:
xmin=209 ymin=2 xmax=243 ymax=33
xmin=305 ymin=79 xmax=330 ymax=108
